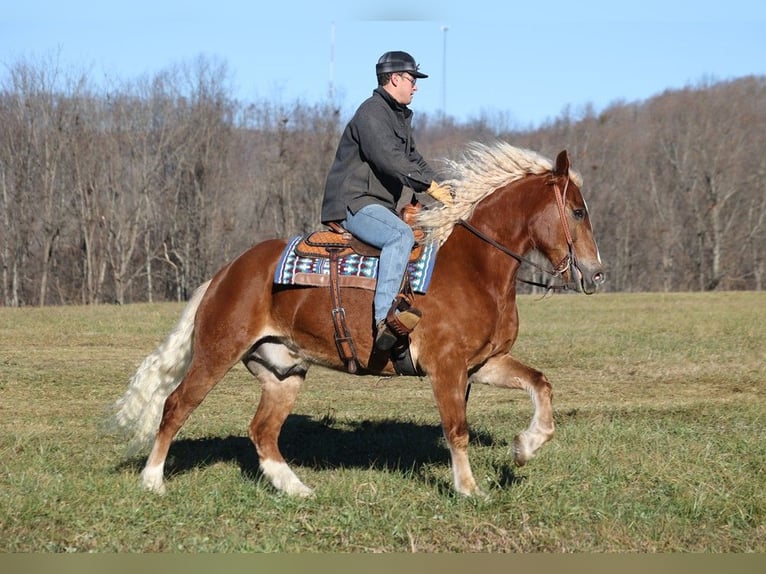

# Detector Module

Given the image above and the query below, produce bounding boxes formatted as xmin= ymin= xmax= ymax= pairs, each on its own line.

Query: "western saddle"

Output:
xmin=294 ymin=204 xmax=424 ymax=373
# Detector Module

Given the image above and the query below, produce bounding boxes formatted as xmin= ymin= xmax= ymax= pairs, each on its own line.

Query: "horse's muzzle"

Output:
xmin=570 ymin=261 xmax=605 ymax=295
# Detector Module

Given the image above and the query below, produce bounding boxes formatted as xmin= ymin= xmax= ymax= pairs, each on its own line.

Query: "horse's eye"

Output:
xmin=573 ymin=208 xmax=586 ymax=221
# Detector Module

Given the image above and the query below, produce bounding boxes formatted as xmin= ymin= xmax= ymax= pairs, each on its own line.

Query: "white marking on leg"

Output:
xmin=514 ymin=388 xmax=554 ymax=465
xmin=448 ymin=444 xmax=486 ymax=497
xmin=141 ymin=462 xmax=166 ymax=494
xmin=260 ymin=458 xmax=314 ymax=497
xmin=513 ymin=431 xmax=538 ymax=466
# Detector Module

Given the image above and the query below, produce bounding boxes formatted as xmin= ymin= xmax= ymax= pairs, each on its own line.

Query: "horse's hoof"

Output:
xmin=140 ymin=465 xmax=166 ymax=494
xmin=474 ymin=487 xmax=490 ymax=501
xmin=141 ymin=479 xmax=166 ymax=495
xmin=287 ymin=483 xmax=315 ymax=498
xmin=512 ymin=435 xmax=531 ymax=467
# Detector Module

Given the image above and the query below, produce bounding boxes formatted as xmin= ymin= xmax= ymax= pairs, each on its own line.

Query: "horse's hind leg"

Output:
xmin=248 ymin=372 xmax=312 ymax=497
xmin=469 ymin=353 xmax=555 ymax=466
xmin=244 ymin=341 xmax=312 ymax=497
xmin=141 ymin=358 xmax=234 ymax=493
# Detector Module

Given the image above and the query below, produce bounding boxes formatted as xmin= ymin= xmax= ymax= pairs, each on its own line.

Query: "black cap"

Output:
xmin=375 ymin=51 xmax=428 ymax=78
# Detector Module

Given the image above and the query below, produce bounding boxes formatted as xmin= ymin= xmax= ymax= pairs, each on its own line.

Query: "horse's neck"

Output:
xmin=439 ymin=193 xmax=531 ymax=293
xmin=466 ymin=183 xmax=534 ymax=257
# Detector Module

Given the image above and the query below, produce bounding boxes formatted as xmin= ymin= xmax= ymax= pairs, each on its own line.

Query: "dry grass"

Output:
xmin=0 ymin=291 xmax=763 ymax=552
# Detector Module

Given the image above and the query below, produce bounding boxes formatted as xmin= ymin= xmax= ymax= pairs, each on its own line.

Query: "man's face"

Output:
xmin=389 ymin=72 xmax=418 ymax=105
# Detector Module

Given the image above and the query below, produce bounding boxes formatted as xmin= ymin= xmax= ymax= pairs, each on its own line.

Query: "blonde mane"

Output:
xmin=417 ymin=141 xmax=582 ymax=245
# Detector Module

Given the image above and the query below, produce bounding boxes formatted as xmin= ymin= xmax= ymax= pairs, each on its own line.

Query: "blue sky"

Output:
xmin=3 ymin=0 xmax=765 ymax=128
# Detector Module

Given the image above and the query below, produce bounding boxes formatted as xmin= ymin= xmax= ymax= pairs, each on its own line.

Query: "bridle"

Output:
xmin=456 ymin=174 xmax=578 ymax=291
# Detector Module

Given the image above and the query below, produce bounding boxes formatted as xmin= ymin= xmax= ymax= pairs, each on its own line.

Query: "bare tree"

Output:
xmin=1 ymin=57 xmax=763 ymax=305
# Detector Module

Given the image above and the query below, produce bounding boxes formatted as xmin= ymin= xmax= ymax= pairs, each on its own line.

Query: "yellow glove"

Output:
xmin=427 ymin=181 xmax=453 ymax=207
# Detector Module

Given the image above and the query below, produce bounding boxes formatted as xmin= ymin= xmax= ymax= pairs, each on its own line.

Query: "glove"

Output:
xmin=427 ymin=181 xmax=453 ymax=207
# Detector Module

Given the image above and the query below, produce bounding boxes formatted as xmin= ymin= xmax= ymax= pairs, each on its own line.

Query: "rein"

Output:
xmin=456 ymin=176 xmax=576 ymax=291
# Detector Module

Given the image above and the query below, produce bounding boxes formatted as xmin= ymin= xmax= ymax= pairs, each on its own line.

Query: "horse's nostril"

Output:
xmin=593 ymin=272 xmax=605 ymax=285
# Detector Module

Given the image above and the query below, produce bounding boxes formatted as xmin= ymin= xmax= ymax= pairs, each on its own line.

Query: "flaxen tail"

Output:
xmin=109 ymin=280 xmax=211 ymax=453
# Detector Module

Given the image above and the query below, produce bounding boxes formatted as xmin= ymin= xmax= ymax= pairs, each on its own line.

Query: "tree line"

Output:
xmin=1 ymin=57 xmax=764 ymax=306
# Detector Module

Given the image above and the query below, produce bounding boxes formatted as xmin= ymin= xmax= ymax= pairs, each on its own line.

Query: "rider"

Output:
xmin=321 ymin=50 xmax=452 ymax=351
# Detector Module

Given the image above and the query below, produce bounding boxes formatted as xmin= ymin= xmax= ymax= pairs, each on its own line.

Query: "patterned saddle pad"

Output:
xmin=274 ymin=235 xmax=438 ymax=293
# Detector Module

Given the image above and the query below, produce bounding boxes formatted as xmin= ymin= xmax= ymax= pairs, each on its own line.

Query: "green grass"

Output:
xmin=0 ymin=292 xmax=763 ymax=552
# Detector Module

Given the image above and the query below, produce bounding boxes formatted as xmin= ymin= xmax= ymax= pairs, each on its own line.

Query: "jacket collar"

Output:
xmin=374 ymin=87 xmax=412 ymax=118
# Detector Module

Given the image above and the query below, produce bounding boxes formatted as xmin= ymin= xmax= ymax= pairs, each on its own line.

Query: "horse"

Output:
xmin=110 ymin=141 xmax=605 ymax=497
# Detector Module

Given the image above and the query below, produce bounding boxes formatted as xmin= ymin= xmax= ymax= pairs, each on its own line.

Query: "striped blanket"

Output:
xmin=274 ymin=235 xmax=438 ymax=293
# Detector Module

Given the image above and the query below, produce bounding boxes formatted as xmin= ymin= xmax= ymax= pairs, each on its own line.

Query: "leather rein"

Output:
xmin=456 ymin=175 xmax=577 ymax=291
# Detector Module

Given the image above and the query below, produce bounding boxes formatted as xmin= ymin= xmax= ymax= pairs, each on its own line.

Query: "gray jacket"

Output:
xmin=321 ymin=87 xmax=437 ymax=223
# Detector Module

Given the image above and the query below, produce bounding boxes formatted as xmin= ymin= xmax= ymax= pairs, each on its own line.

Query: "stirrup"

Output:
xmin=386 ymin=307 xmax=422 ymax=337
xmin=374 ymin=307 xmax=422 ymax=351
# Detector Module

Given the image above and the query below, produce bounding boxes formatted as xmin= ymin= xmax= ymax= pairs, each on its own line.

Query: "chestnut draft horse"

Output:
xmin=111 ymin=142 xmax=605 ymax=497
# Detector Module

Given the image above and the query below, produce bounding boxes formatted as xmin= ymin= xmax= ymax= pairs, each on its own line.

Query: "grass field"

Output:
xmin=0 ymin=291 xmax=763 ymax=552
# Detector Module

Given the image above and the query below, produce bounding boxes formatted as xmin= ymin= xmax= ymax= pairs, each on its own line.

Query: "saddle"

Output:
xmin=296 ymin=204 xmax=423 ymax=375
xmin=294 ymin=204 xmax=425 ymax=261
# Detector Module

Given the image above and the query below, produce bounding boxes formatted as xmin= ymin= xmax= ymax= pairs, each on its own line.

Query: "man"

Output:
xmin=321 ymin=50 xmax=452 ymax=351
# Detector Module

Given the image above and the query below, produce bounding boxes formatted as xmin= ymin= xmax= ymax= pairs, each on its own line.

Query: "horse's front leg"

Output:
xmin=430 ymin=367 xmax=484 ymax=497
xmin=469 ymin=353 xmax=554 ymax=466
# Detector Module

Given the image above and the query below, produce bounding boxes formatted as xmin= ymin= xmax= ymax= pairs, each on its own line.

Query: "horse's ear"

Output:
xmin=554 ymin=150 xmax=570 ymax=177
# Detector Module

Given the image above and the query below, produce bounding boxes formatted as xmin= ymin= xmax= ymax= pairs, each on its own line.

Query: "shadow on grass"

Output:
xmin=116 ymin=414 xmax=521 ymax=492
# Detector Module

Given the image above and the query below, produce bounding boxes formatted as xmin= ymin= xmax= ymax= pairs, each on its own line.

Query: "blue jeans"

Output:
xmin=343 ymin=205 xmax=414 ymax=324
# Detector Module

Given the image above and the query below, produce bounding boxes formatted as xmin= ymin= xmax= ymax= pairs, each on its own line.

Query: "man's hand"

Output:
xmin=427 ymin=181 xmax=453 ymax=207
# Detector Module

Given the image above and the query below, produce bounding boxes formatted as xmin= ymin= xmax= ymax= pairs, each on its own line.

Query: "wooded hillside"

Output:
xmin=1 ymin=58 xmax=763 ymax=305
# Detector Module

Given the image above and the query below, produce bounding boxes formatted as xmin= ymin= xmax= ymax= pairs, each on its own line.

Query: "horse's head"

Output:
xmin=532 ymin=150 xmax=605 ymax=294
xmin=417 ymin=142 xmax=605 ymax=294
